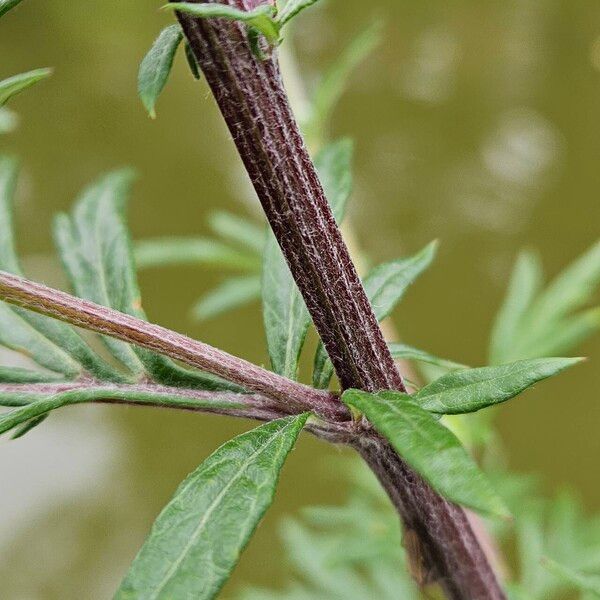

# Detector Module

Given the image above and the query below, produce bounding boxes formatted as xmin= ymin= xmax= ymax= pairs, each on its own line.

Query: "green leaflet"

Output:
xmin=208 ymin=210 xmax=265 ymax=254
xmin=388 ymin=342 xmax=467 ymax=371
xmin=184 ymin=42 xmax=201 ymax=80
xmin=134 ymin=237 xmax=260 ymax=271
xmin=192 ymin=275 xmax=261 ymax=321
xmin=415 ymin=357 xmax=581 ymax=415
xmin=491 ymin=242 xmax=600 ymax=364
xmin=0 ymin=0 xmax=23 ymax=17
xmin=542 ymin=559 xmax=600 ymax=598
xmin=54 ymin=169 xmax=145 ymax=374
xmin=313 ymin=241 xmax=437 ymax=388
xmin=166 ymin=3 xmax=280 ymax=45
xmin=53 ymin=168 xmax=238 ymax=391
xmin=277 ymin=0 xmax=320 ymax=28
xmin=489 ymin=251 xmax=543 ymax=365
xmin=0 ymin=157 xmax=120 ymax=380
xmin=304 ymin=22 xmax=381 ymax=144
xmin=0 ymin=68 xmax=52 ymax=107
xmin=138 ymin=25 xmax=183 ymax=118
xmin=342 ymin=389 xmax=509 ymax=518
xmin=115 ymin=414 xmax=309 ymax=600
xmin=262 ymin=140 xmax=352 ymax=379
xmin=0 ymin=366 xmax=63 ymax=383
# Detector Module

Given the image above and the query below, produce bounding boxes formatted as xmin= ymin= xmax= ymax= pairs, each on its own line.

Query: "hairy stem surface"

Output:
xmin=174 ymin=2 xmax=506 ymax=598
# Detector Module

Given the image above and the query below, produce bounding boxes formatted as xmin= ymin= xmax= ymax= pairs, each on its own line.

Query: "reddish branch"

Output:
xmin=173 ymin=1 xmax=506 ymax=598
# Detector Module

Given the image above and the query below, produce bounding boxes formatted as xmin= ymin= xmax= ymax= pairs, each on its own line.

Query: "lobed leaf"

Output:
xmin=342 ymin=389 xmax=509 ymax=518
xmin=0 ymin=68 xmax=52 ymax=107
xmin=166 ymin=3 xmax=280 ymax=44
xmin=115 ymin=414 xmax=309 ymax=600
xmin=134 ymin=236 xmax=260 ymax=271
xmin=192 ymin=275 xmax=261 ymax=321
xmin=0 ymin=157 xmax=120 ymax=380
xmin=138 ymin=25 xmax=184 ymax=118
xmin=0 ymin=0 xmax=24 ymax=17
xmin=416 ymin=357 xmax=581 ymax=415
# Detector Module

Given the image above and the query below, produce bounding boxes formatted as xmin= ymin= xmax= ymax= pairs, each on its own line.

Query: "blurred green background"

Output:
xmin=1 ymin=1 xmax=599 ymax=598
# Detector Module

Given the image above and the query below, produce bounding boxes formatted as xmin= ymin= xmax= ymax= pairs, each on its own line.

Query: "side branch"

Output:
xmin=0 ymin=270 xmax=347 ymax=421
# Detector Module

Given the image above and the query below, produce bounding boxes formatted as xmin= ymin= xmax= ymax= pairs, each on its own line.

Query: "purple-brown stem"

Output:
xmin=173 ymin=2 xmax=506 ymax=598
xmin=0 ymin=270 xmax=346 ymax=422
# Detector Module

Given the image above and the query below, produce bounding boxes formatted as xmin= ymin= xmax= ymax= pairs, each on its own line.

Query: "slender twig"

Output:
xmin=0 ymin=270 xmax=347 ymax=422
xmin=174 ymin=3 xmax=505 ymax=598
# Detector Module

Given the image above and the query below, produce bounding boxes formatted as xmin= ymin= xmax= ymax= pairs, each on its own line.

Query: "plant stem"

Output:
xmin=0 ymin=270 xmax=345 ymax=421
xmin=174 ymin=3 xmax=505 ymax=598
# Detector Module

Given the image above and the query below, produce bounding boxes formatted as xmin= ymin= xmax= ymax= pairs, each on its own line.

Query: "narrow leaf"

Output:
xmin=364 ymin=241 xmax=438 ymax=321
xmin=115 ymin=414 xmax=309 ymax=600
xmin=134 ymin=237 xmax=260 ymax=271
xmin=0 ymin=366 xmax=64 ymax=383
xmin=314 ymin=139 xmax=353 ymax=223
xmin=0 ymin=68 xmax=52 ymax=107
xmin=489 ymin=250 xmax=543 ymax=364
xmin=208 ymin=211 xmax=265 ymax=254
xmin=342 ymin=389 xmax=509 ymax=518
xmin=277 ymin=0 xmax=320 ymax=28
xmin=262 ymin=232 xmax=310 ymax=379
xmin=542 ymin=558 xmax=600 ymax=597
xmin=0 ymin=0 xmax=24 ymax=17
xmin=184 ymin=42 xmax=202 ymax=80
xmin=192 ymin=276 xmax=261 ymax=321
xmin=138 ymin=25 xmax=183 ymax=118
xmin=305 ymin=22 xmax=381 ymax=142
xmin=415 ymin=358 xmax=581 ymax=415
xmin=10 ymin=414 xmax=48 ymax=439
xmin=388 ymin=342 xmax=467 ymax=371
xmin=0 ymin=107 xmax=18 ymax=134
xmin=166 ymin=3 xmax=280 ymax=44
xmin=529 ymin=240 xmax=600 ymax=329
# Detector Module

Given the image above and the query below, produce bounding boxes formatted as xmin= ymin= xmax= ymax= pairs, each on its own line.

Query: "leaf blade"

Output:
xmin=115 ymin=414 xmax=309 ymax=600
xmin=0 ymin=0 xmax=24 ymax=17
xmin=416 ymin=358 xmax=581 ymax=415
xmin=192 ymin=275 xmax=261 ymax=321
xmin=0 ymin=68 xmax=52 ymax=107
xmin=342 ymin=389 xmax=509 ymax=518
xmin=138 ymin=25 xmax=183 ymax=118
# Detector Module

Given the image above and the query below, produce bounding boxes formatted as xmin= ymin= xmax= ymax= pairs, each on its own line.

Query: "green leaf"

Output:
xmin=0 ymin=366 xmax=64 ymax=383
xmin=313 ymin=241 xmax=437 ymax=388
xmin=262 ymin=139 xmax=351 ymax=380
xmin=134 ymin=237 xmax=260 ymax=271
xmin=10 ymin=414 xmax=48 ymax=439
xmin=415 ymin=358 xmax=581 ymax=415
xmin=364 ymin=241 xmax=438 ymax=321
xmin=208 ymin=211 xmax=265 ymax=254
xmin=489 ymin=251 xmax=543 ymax=364
xmin=54 ymin=169 xmax=145 ymax=374
xmin=314 ymin=139 xmax=353 ymax=223
xmin=262 ymin=233 xmax=311 ymax=380
xmin=0 ymin=0 xmax=24 ymax=17
xmin=138 ymin=25 xmax=183 ymax=118
xmin=0 ymin=107 xmax=18 ymax=134
xmin=542 ymin=558 xmax=600 ymax=597
xmin=115 ymin=414 xmax=309 ymax=600
xmin=0 ymin=156 xmax=118 ymax=380
xmin=184 ymin=42 xmax=202 ymax=80
xmin=165 ymin=3 xmax=280 ymax=45
xmin=277 ymin=0 xmax=320 ymax=28
xmin=388 ymin=342 xmax=467 ymax=371
xmin=529 ymin=240 xmax=600 ymax=329
xmin=342 ymin=389 xmax=509 ymax=518
xmin=0 ymin=68 xmax=52 ymax=107
xmin=304 ymin=22 xmax=381 ymax=143
xmin=192 ymin=275 xmax=261 ymax=321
